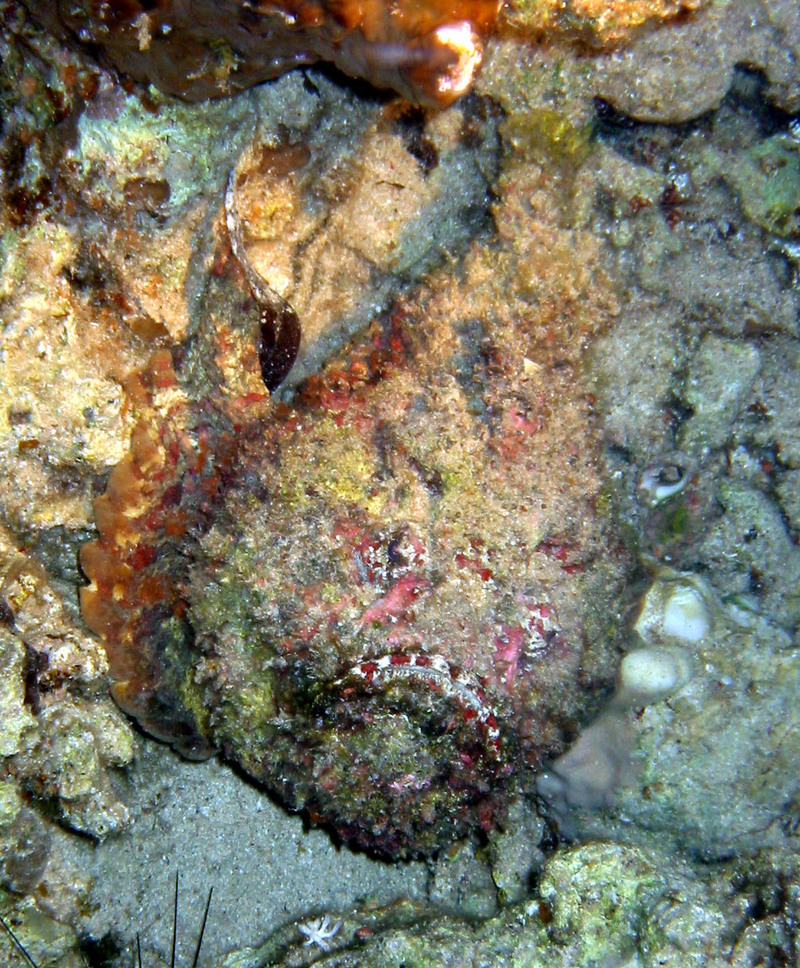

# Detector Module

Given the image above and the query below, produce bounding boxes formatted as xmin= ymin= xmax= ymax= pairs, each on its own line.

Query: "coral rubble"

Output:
xmin=220 ymin=843 xmax=800 ymax=967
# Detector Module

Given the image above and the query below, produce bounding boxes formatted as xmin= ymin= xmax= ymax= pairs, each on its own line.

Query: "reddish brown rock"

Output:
xmin=22 ymin=0 xmax=499 ymax=107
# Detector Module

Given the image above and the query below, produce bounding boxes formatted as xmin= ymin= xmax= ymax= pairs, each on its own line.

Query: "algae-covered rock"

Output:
xmin=0 ymin=533 xmax=135 ymax=951
xmin=546 ymin=570 xmax=800 ymax=859
xmin=723 ymin=134 xmax=800 ymax=238
xmin=592 ymin=0 xmax=800 ymax=121
xmin=0 ymin=891 xmax=82 ymax=968
xmin=748 ymin=337 xmax=800 ymax=470
xmin=679 ymin=333 xmax=761 ymax=454
xmin=538 ymin=843 xmax=665 ymax=959
xmin=487 ymin=798 xmax=546 ymax=905
xmin=219 ymin=843 xmax=800 ymax=966
xmin=698 ymin=480 xmax=800 ymax=628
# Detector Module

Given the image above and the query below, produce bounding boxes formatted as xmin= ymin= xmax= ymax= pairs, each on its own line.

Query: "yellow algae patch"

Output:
xmin=505 ymin=0 xmax=708 ymax=46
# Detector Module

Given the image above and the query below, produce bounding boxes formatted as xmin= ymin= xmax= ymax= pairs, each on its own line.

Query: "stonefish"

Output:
xmin=80 ymin=169 xmax=628 ymax=856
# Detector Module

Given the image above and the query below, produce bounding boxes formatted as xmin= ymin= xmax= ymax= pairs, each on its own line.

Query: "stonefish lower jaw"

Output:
xmin=79 ymin=242 xmax=627 ymax=858
xmin=21 ymin=0 xmax=498 ymax=107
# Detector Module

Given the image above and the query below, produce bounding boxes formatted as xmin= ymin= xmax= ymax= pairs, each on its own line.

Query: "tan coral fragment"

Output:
xmin=0 ymin=533 xmax=134 ymax=841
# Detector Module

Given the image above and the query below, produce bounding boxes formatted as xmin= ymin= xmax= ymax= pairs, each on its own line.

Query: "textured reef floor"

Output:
xmin=1 ymin=0 xmax=800 ymax=964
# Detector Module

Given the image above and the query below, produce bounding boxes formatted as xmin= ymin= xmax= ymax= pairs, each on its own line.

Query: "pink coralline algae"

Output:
xmin=21 ymin=0 xmax=500 ymax=107
xmin=80 ymin=233 xmax=629 ymax=856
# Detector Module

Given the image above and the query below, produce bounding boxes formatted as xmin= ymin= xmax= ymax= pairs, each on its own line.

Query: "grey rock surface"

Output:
xmin=593 ymin=0 xmax=800 ymax=122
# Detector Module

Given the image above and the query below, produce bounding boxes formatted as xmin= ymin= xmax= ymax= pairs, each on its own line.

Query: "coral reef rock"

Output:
xmin=222 ymin=843 xmax=800 ymax=967
xmin=0 ymin=533 xmax=134 ymax=843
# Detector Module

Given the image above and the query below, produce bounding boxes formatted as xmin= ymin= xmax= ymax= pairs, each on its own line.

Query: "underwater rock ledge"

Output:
xmin=21 ymin=0 xmax=500 ymax=108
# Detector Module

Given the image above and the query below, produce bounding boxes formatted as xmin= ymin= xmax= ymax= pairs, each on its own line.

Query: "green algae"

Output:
xmin=539 ymin=844 xmax=665 ymax=960
xmin=276 ymin=417 xmax=382 ymax=515
xmin=725 ymin=135 xmax=800 ymax=237
xmin=504 ymin=107 xmax=594 ymax=167
xmin=73 ymin=89 xmax=252 ymax=213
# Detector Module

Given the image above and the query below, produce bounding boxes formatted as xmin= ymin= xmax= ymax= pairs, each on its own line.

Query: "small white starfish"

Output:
xmin=298 ymin=913 xmax=342 ymax=952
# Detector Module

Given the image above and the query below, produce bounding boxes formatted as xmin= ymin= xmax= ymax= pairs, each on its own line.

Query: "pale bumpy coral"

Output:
xmin=0 ymin=533 xmax=134 ymax=842
xmin=0 ymin=528 xmax=135 ymax=961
